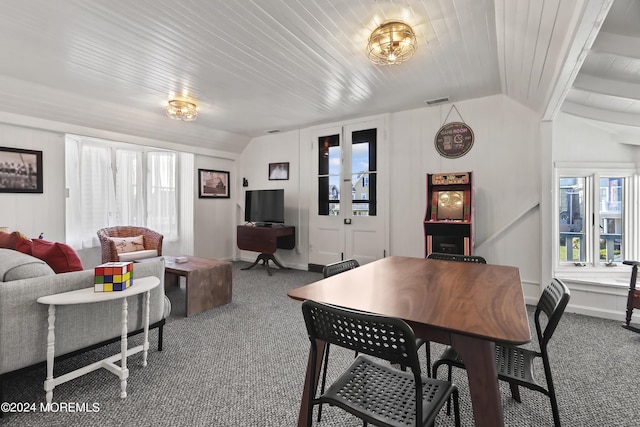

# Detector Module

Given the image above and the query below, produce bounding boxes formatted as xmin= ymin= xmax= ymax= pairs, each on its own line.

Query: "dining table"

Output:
xmin=287 ymin=255 xmax=531 ymax=427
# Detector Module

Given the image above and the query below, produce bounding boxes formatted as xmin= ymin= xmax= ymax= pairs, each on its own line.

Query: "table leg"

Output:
xmin=120 ymin=298 xmax=129 ymax=398
xmin=296 ymin=339 xmax=326 ymax=427
xmin=451 ymin=334 xmax=503 ymax=427
xmin=142 ymin=290 xmax=150 ymax=367
xmin=44 ymin=304 xmax=56 ymax=404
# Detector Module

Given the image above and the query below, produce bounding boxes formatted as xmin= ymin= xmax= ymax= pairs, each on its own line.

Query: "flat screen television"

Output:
xmin=244 ymin=189 xmax=285 ymax=225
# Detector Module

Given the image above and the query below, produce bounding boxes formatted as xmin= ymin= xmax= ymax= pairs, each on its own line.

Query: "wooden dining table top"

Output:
xmin=288 ymin=255 xmax=531 ymax=344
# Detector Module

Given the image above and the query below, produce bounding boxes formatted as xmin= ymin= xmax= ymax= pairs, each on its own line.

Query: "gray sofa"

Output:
xmin=0 ymin=248 xmax=169 ymax=378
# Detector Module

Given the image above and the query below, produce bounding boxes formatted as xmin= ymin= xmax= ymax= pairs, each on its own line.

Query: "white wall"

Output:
xmin=236 ymin=130 xmax=307 ymax=270
xmin=389 ymin=95 xmax=542 ymax=302
xmin=0 ymin=124 xmax=66 ymax=242
xmin=193 ymin=155 xmax=237 ymax=261
xmin=4 ymin=95 xmax=639 ymax=322
xmin=238 ymin=94 xmax=544 ymax=303
xmin=0 ymin=118 xmax=239 ymax=268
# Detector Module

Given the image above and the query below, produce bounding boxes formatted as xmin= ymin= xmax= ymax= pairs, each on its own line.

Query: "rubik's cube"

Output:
xmin=94 ymin=262 xmax=133 ymax=292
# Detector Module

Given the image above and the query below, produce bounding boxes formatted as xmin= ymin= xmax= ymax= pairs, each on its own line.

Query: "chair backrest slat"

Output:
xmin=322 ymin=259 xmax=360 ymax=278
xmin=302 ymin=300 xmax=420 ymax=369
xmin=427 ymin=252 xmax=487 ymax=264
xmin=535 ymin=278 xmax=570 ymax=349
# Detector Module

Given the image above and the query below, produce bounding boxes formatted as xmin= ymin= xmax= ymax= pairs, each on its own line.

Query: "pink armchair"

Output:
xmin=97 ymin=226 xmax=163 ymax=263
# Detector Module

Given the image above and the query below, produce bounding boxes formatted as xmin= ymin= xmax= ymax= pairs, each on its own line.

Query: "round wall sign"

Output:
xmin=434 ymin=122 xmax=474 ymax=158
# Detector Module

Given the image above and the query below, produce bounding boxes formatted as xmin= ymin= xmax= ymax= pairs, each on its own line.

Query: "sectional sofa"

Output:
xmin=0 ymin=248 xmax=170 ymax=400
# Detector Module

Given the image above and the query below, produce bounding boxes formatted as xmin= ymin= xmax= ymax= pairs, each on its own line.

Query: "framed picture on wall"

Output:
xmin=0 ymin=146 xmax=43 ymax=193
xmin=198 ymin=169 xmax=230 ymax=198
xmin=269 ymin=162 xmax=289 ymax=180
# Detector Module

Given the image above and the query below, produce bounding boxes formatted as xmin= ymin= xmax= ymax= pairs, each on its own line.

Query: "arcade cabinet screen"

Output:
xmin=436 ymin=190 xmax=465 ymax=220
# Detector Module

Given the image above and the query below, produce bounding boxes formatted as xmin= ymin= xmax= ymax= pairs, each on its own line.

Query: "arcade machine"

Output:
xmin=424 ymin=171 xmax=474 ymax=256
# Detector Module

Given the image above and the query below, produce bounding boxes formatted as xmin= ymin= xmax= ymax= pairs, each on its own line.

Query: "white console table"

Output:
xmin=36 ymin=276 xmax=160 ymax=403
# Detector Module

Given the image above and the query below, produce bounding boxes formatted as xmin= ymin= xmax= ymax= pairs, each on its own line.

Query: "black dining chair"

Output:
xmin=302 ymin=299 xmax=460 ymax=427
xmin=316 ymin=259 xmax=359 ymax=422
xmin=316 ymin=258 xmax=431 ymax=422
xmin=432 ymin=278 xmax=570 ymax=427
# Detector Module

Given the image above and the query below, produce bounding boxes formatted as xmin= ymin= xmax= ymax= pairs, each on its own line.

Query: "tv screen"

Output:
xmin=245 ymin=189 xmax=285 ymax=225
xmin=436 ymin=190 xmax=465 ymax=220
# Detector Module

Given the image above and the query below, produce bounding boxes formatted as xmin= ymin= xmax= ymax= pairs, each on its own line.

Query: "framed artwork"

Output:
xmin=198 ymin=169 xmax=230 ymax=198
xmin=269 ymin=162 xmax=289 ymax=180
xmin=0 ymin=146 xmax=43 ymax=193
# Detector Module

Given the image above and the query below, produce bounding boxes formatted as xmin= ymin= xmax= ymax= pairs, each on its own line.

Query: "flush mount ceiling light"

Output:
xmin=165 ymin=99 xmax=198 ymax=122
xmin=367 ymin=21 xmax=417 ymax=65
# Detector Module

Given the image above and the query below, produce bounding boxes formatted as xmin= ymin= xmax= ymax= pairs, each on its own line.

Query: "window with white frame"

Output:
xmin=65 ymin=135 xmax=181 ymax=250
xmin=555 ymin=164 xmax=639 ymax=271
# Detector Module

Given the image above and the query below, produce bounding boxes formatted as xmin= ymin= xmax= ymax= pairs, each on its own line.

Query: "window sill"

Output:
xmin=555 ymin=265 xmax=633 ymax=288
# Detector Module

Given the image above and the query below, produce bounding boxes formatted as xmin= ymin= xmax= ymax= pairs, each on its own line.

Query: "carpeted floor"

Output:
xmin=3 ymin=261 xmax=640 ymax=426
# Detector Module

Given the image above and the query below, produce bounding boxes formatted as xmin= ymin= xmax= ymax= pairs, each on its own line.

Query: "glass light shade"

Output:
xmin=165 ymin=100 xmax=198 ymax=121
xmin=367 ymin=21 xmax=417 ymax=65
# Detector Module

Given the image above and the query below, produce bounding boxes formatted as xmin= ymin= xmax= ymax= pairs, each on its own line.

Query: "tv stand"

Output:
xmin=237 ymin=225 xmax=295 ymax=275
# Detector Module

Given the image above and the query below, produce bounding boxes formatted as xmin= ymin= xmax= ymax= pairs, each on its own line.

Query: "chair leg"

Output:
xmin=509 ymin=382 xmax=521 ymax=402
xmin=158 ymin=323 xmax=164 ymax=351
xmin=452 ymin=388 xmax=461 ymax=427
xmin=547 ymin=378 xmax=562 ymax=427
xmin=316 ymin=343 xmax=330 ymax=422
xmin=425 ymin=341 xmax=431 ymax=377
xmin=446 ymin=365 xmax=453 ymax=415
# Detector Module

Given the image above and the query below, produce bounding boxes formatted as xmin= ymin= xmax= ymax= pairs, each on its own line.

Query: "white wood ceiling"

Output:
xmin=0 ymin=0 xmax=633 ymax=153
xmin=562 ymin=0 xmax=640 ymax=142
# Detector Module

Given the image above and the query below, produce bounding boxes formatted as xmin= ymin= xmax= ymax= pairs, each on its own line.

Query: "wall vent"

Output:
xmin=266 ymin=129 xmax=280 ymax=134
xmin=425 ymin=97 xmax=450 ymax=106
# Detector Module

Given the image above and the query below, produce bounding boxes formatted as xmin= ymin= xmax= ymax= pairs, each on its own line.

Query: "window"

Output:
xmin=65 ymin=135 xmax=183 ymax=249
xmin=555 ymin=165 xmax=638 ymax=270
xmin=318 ymin=134 xmax=340 ymax=216
xmin=317 ymin=128 xmax=377 ymax=217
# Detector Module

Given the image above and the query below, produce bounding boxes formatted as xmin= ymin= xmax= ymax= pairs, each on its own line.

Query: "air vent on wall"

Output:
xmin=266 ymin=129 xmax=280 ymax=134
xmin=425 ymin=97 xmax=450 ymax=106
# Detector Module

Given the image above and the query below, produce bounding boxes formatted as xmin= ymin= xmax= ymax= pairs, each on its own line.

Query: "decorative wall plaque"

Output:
xmin=434 ymin=121 xmax=474 ymax=159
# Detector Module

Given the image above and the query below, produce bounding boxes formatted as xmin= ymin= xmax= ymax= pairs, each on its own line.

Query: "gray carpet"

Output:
xmin=3 ymin=261 xmax=640 ymax=426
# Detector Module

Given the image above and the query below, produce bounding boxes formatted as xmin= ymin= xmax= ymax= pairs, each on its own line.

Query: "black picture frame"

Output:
xmin=268 ymin=162 xmax=289 ymax=180
xmin=0 ymin=146 xmax=43 ymax=193
xmin=198 ymin=169 xmax=230 ymax=198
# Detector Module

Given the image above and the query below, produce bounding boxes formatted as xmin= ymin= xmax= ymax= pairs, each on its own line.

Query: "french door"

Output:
xmin=309 ymin=120 xmax=387 ymax=266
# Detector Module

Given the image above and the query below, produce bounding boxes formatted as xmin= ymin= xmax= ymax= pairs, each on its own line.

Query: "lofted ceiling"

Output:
xmin=561 ymin=0 xmax=640 ymax=143
xmin=0 ymin=0 xmax=633 ymax=153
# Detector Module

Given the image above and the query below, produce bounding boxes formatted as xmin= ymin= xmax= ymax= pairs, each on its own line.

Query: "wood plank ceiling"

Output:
xmin=0 ymin=0 xmax=633 ymax=153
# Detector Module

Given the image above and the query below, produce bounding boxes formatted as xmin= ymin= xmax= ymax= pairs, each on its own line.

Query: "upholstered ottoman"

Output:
xmin=163 ymin=256 xmax=232 ymax=317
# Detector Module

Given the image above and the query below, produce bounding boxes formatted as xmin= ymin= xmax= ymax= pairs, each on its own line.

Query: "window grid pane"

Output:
xmin=599 ymin=177 xmax=623 ymax=262
xmin=318 ymin=135 xmax=340 ymax=216
xmin=559 ymin=177 xmax=586 ymax=263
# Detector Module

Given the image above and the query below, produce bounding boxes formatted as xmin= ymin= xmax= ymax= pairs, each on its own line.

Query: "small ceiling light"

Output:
xmin=165 ymin=99 xmax=198 ymax=122
xmin=367 ymin=21 xmax=417 ymax=65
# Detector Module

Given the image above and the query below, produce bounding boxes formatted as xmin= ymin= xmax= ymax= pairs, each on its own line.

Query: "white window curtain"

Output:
xmin=65 ymin=141 xmax=117 ymax=250
xmin=65 ymin=136 xmax=83 ymax=250
xmin=66 ymin=135 xmax=181 ymax=249
xmin=115 ymin=149 xmax=144 ymax=226
xmin=147 ymin=151 xmax=178 ymax=240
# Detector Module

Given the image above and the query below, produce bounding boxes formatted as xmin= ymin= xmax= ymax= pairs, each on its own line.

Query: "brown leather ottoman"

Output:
xmin=164 ymin=256 xmax=232 ymax=317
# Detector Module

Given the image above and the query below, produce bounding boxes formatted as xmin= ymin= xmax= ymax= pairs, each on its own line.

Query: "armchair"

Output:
xmin=97 ymin=226 xmax=163 ymax=263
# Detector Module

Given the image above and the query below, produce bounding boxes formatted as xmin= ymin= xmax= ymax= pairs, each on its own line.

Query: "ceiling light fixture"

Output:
xmin=367 ymin=21 xmax=417 ymax=66
xmin=165 ymin=99 xmax=198 ymax=122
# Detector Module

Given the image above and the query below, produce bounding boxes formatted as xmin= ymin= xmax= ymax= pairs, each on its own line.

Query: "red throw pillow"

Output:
xmin=0 ymin=231 xmax=17 ymax=249
xmin=15 ymin=237 xmax=33 ymax=255
xmin=31 ymin=239 xmax=83 ymax=273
